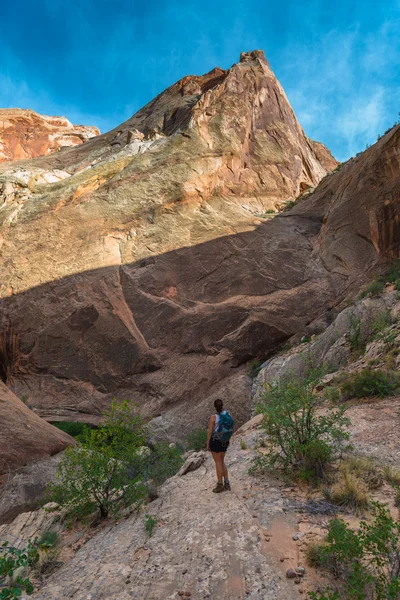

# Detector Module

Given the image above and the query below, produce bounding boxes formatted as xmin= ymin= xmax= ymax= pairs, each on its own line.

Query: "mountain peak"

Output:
xmin=239 ymin=49 xmax=269 ymax=65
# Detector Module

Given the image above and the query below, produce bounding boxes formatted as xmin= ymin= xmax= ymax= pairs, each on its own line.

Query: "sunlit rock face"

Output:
xmin=0 ymin=109 xmax=99 ymax=162
xmin=3 ymin=50 xmax=398 ymax=440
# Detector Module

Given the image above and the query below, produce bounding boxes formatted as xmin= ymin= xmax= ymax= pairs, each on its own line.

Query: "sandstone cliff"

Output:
xmin=0 ymin=380 xmax=72 ymax=475
xmin=0 ymin=109 xmax=99 ymax=162
xmin=3 ymin=50 xmax=396 ymax=443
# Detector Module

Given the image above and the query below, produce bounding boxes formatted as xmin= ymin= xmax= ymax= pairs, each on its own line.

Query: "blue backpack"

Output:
xmin=214 ymin=411 xmax=234 ymax=443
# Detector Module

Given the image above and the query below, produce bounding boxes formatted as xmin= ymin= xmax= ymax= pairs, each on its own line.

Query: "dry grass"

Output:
xmin=324 ymin=468 xmax=370 ymax=513
xmin=383 ymin=465 xmax=400 ymax=486
xmin=305 ymin=542 xmax=325 ymax=568
xmin=343 ymin=456 xmax=383 ymax=489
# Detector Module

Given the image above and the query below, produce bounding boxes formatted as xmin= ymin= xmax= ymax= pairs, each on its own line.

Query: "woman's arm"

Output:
xmin=207 ymin=415 xmax=216 ymax=451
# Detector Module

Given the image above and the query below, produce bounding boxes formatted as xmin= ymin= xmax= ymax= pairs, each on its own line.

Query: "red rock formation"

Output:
xmin=0 ymin=109 xmax=99 ymax=162
xmin=0 ymin=50 xmax=351 ymax=440
xmin=0 ymin=381 xmax=72 ymax=475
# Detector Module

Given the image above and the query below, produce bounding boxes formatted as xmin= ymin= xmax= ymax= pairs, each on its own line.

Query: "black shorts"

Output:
xmin=209 ymin=437 xmax=229 ymax=453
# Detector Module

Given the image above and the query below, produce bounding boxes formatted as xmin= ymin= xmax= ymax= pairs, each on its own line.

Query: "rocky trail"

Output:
xmin=1 ymin=392 xmax=399 ymax=599
xmin=17 ymin=419 xmax=302 ymax=600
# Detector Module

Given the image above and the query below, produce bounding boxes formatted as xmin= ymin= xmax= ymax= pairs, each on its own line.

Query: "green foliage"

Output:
xmin=48 ymin=400 xmax=147 ymax=521
xmin=395 ymin=279 xmax=400 ymax=291
xmin=371 ymin=310 xmax=394 ymax=338
xmin=309 ymin=502 xmax=400 ymax=600
xmin=38 ymin=530 xmax=59 ymax=550
xmin=247 ymin=359 xmax=263 ymax=378
xmin=52 ymin=421 xmax=88 ymax=439
xmin=348 ymin=314 xmax=365 ymax=353
xmin=283 ymin=199 xmax=297 ymax=211
xmin=340 ymin=368 xmax=400 ymax=399
xmin=359 ymin=279 xmax=385 ymax=299
xmin=185 ymin=429 xmax=208 ymax=451
xmin=254 ymin=373 xmax=350 ymax=479
xmin=265 ymin=208 xmax=275 ymax=214
xmin=386 ymin=260 xmax=400 ymax=284
xmin=142 ymin=442 xmax=184 ymax=487
xmin=0 ymin=540 xmax=39 ymax=598
xmin=240 ymin=439 xmax=247 ymax=450
xmin=305 ymin=542 xmax=325 ymax=568
xmin=144 ymin=513 xmax=157 ymax=537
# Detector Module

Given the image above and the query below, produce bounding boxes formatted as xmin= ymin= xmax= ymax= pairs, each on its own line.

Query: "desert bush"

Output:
xmin=343 ymin=456 xmax=383 ymax=489
xmin=359 ymin=279 xmax=385 ymax=299
xmin=53 ymin=421 xmax=88 ymax=439
xmin=254 ymin=373 xmax=350 ymax=480
xmin=309 ymin=502 xmax=400 ymax=600
xmin=283 ymin=199 xmax=297 ymax=211
xmin=38 ymin=530 xmax=60 ymax=549
xmin=185 ymin=429 xmax=208 ymax=451
xmin=340 ymin=368 xmax=400 ymax=399
xmin=48 ymin=400 xmax=147 ymax=521
xmin=371 ymin=310 xmax=394 ymax=337
xmin=395 ymin=488 xmax=400 ymax=509
xmin=0 ymin=540 xmax=39 ymax=598
xmin=247 ymin=359 xmax=263 ymax=378
xmin=240 ymin=439 xmax=247 ymax=450
xmin=305 ymin=542 xmax=325 ymax=569
xmin=383 ymin=465 xmax=400 ymax=487
xmin=324 ymin=468 xmax=370 ymax=513
xmin=348 ymin=314 xmax=365 ymax=353
xmin=142 ymin=442 xmax=184 ymax=487
xmin=144 ymin=513 xmax=157 ymax=537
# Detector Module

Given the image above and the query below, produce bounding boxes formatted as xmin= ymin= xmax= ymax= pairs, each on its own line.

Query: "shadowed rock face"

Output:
xmin=0 ymin=109 xmax=99 ymax=162
xmin=0 ymin=381 xmax=72 ymax=475
xmin=2 ymin=51 xmax=398 ymax=442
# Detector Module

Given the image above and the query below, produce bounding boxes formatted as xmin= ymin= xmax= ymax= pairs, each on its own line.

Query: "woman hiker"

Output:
xmin=207 ymin=399 xmax=234 ymax=493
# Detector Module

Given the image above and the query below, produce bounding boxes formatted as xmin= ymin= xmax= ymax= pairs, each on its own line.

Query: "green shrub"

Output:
xmin=52 ymin=421 xmax=88 ymax=439
xmin=341 ymin=368 xmax=400 ymax=399
xmin=359 ymin=279 xmax=385 ymax=299
xmin=265 ymin=208 xmax=275 ymax=214
xmin=348 ymin=314 xmax=365 ymax=353
xmin=0 ymin=540 xmax=39 ymax=598
xmin=301 ymin=439 xmax=333 ymax=482
xmin=48 ymin=400 xmax=147 ymax=521
xmin=144 ymin=513 xmax=157 ymax=537
xmin=395 ymin=279 xmax=400 ymax=291
xmin=240 ymin=439 xmax=247 ymax=450
xmin=142 ymin=442 xmax=184 ymax=486
xmin=185 ymin=429 xmax=208 ymax=451
xmin=247 ymin=359 xmax=263 ymax=378
xmin=283 ymin=200 xmax=297 ymax=211
xmin=386 ymin=260 xmax=400 ymax=284
xmin=305 ymin=542 xmax=325 ymax=568
xmin=254 ymin=373 xmax=350 ymax=479
xmin=371 ymin=309 xmax=394 ymax=338
xmin=309 ymin=502 xmax=400 ymax=600
xmin=38 ymin=530 xmax=60 ymax=549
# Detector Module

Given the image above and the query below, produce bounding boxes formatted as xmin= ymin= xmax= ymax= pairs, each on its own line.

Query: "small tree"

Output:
xmin=48 ymin=400 xmax=147 ymax=520
xmin=255 ymin=374 xmax=350 ymax=479
xmin=0 ymin=540 xmax=39 ymax=599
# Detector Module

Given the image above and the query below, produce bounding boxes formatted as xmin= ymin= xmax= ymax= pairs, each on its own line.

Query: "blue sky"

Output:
xmin=0 ymin=0 xmax=399 ymax=161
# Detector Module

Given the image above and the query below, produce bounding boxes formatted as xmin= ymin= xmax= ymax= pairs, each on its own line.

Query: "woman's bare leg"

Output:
xmin=222 ymin=454 xmax=228 ymax=480
xmin=211 ymin=452 xmax=224 ymax=481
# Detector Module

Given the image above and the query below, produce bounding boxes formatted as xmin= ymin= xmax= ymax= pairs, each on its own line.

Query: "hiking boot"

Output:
xmin=212 ymin=482 xmax=225 ymax=493
xmin=224 ymin=481 xmax=231 ymax=491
